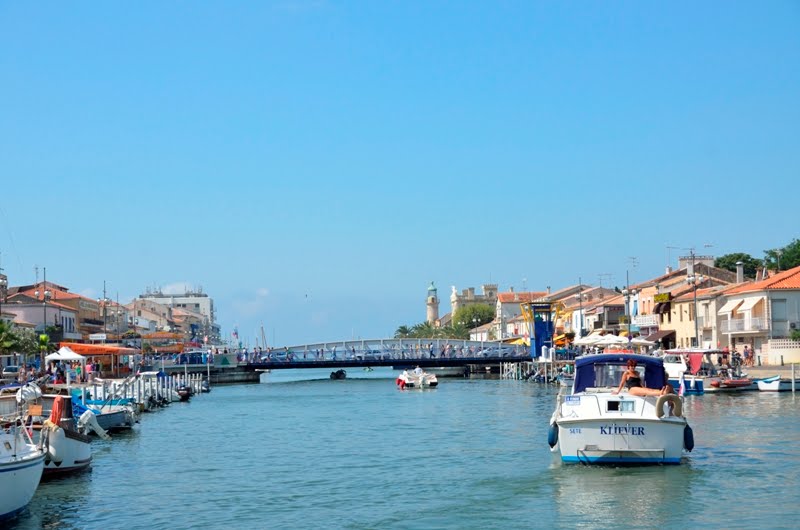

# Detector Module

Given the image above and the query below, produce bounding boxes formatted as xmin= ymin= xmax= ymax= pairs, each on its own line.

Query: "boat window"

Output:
xmin=606 ymin=400 xmax=636 ymax=412
xmin=594 ymin=365 xmax=627 ymax=388
xmin=663 ymin=355 xmax=681 ymax=364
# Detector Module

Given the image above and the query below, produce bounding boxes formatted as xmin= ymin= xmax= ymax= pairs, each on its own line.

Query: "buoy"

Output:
xmin=684 ymin=425 xmax=694 ymax=452
xmin=548 ymin=423 xmax=559 ymax=448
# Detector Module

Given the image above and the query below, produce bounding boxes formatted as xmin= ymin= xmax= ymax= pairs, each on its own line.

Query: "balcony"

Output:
xmin=697 ymin=316 xmax=713 ymax=330
xmin=720 ymin=317 xmax=770 ymax=333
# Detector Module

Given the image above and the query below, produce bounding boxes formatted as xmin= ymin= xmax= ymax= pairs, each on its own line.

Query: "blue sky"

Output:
xmin=1 ymin=1 xmax=798 ymax=346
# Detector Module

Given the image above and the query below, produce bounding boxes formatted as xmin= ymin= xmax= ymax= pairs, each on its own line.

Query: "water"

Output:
xmin=9 ymin=368 xmax=800 ymax=529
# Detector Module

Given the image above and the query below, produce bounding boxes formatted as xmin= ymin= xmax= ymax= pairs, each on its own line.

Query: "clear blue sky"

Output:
xmin=1 ymin=1 xmax=798 ymax=346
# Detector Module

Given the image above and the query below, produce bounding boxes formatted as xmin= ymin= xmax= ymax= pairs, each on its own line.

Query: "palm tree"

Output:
xmin=0 ymin=320 xmax=21 ymax=355
xmin=394 ymin=325 xmax=412 ymax=338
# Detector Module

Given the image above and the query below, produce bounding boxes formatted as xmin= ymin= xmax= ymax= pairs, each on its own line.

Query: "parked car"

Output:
xmin=2 ymin=365 xmax=20 ymax=379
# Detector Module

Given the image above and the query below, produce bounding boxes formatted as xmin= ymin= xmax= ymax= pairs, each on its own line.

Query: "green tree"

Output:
xmin=394 ymin=325 xmax=412 ymax=338
xmin=764 ymin=239 xmax=800 ymax=272
xmin=714 ymin=253 xmax=763 ymax=278
xmin=791 ymin=329 xmax=800 ymax=342
xmin=453 ymin=303 xmax=495 ymax=329
xmin=0 ymin=320 xmax=21 ymax=355
xmin=411 ymin=321 xmax=437 ymax=338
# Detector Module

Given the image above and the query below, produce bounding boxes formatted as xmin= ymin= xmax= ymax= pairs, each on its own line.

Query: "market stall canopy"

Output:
xmin=58 ymin=342 xmax=140 ymax=356
xmin=45 ymin=346 xmax=86 ymax=362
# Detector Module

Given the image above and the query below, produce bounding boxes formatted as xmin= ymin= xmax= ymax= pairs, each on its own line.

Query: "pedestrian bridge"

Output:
xmin=243 ymin=338 xmax=532 ymax=371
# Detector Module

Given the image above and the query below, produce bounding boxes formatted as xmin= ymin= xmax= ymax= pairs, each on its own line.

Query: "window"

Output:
xmin=772 ymin=299 xmax=787 ymax=321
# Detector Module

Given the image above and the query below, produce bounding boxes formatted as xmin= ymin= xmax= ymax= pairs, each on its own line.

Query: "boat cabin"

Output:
xmin=573 ymin=354 xmax=667 ymax=393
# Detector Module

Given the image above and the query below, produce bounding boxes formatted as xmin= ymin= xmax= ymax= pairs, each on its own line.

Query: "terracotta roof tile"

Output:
xmin=725 ymin=265 xmax=800 ymax=294
xmin=497 ymin=291 xmax=548 ymax=303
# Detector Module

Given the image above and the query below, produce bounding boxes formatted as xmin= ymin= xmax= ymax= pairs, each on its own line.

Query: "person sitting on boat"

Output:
xmin=414 ymin=366 xmax=423 ymax=376
xmin=612 ymin=359 xmax=642 ymax=394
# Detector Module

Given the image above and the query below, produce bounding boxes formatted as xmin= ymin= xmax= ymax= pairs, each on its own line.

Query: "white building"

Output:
xmin=717 ymin=265 xmax=800 ymax=363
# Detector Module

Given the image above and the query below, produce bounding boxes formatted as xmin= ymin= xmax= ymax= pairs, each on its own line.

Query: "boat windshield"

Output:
xmin=663 ymin=355 xmax=683 ymax=364
xmin=594 ymin=364 xmax=628 ymax=388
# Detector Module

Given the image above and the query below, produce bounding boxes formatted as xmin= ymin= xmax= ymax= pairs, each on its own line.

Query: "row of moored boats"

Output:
xmin=0 ymin=366 xmax=208 ymax=522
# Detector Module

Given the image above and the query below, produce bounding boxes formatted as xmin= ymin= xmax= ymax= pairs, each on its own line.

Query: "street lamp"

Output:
xmin=472 ymin=316 xmax=479 ymax=341
xmin=0 ymin=276 xmax=7 ymax=319
xmin=34 ymin=267 xmax=51 ymax=369
xmin=622 ymin=287 xmax=638 ymax=338
xmin=575 ymin=277 xmax=585 ymax=338
xmin=687 ymin=272 xmax=705 ymax=347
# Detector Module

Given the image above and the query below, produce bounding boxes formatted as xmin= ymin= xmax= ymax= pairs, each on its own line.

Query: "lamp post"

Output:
xmin=576 ymin=277 xmax=584 ymax=338
xmin=34 ymin=267 xmax=51 ymax=369
xmin=0 ymin=276 xmax=7 ymax=320
xmin=472 ymin=316 xmax=479 ymax=341
xmin=687 ymin=272 xmax=704 ymax=347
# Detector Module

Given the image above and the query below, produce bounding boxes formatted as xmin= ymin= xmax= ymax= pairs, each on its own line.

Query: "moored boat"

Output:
xmin=396 ymin=369 xmax=438 ymax=389
xmin=38 ymin=395 xmax=92 ymax=475
xmin=756 ymin=376 xmax=800 ymax=392
xmin=708 ymin=377 xmax=755 ymax=391
xmin=549 ymin=354 xmax=693 ymax=465
xmin=0 ymin=386 xmax=46 ymax=521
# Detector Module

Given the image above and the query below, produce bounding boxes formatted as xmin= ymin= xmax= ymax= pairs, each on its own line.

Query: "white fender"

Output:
xmin=655 ymin=394 xmax=682 ymax=418
xmin=46 ymin=425 xmax=66 ymax=464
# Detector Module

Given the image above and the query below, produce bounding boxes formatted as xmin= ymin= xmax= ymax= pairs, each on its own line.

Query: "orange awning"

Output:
xmin=59 ymin=342 xmax=140 ymax=356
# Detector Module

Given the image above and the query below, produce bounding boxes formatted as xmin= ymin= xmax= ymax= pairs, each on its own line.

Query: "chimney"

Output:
xmin=665 ymin=266 xmax=672 ymax=274
xmin=509 ymin=286 xmax=514 ymax=293
xmin=736 ymin=261 xmax=744 ymax=283
xmin=547 ymin=286 xmax=551 ymax=295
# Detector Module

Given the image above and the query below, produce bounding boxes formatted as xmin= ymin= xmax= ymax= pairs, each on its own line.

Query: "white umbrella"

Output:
xmin=631 ymin=337 xmax=655 ymax=346
xmin=595 ymin=334 xmax=629 ymax=346
xmin=574 ymin=333 xmax=600 ymax=345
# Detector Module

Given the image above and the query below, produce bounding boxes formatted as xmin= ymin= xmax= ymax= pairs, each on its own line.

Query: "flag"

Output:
xmin=678 ymin=372 xmax=686 ymax=397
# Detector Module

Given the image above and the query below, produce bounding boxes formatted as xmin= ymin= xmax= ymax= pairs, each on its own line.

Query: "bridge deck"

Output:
xmin=245 ymin=354 xmax=534 ymax=371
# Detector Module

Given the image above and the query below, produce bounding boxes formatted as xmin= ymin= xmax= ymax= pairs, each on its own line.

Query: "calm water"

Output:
xmin=9 ymin=368 xmax=800 ymax=529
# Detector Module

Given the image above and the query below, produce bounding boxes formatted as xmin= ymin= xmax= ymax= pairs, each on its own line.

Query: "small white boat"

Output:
xmin=756 ymin=376 xmax=800 ymax=392
xmin=549 ymin=354 xmax=693 ymax=465
xmin=396 ymin=370 xmax=438 ymax=389
xmin=0 ymin=386 xmax=46 ymax=521
xmin=38 ymin=395 xmax=92 ymax=475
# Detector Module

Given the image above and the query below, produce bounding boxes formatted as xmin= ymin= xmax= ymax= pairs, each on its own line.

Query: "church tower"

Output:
xmin=426 ymin=282 xmax=439 ymax=324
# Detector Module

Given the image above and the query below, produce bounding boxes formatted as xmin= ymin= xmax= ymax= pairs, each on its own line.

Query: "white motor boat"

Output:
xmin=548 ymin=354 xmax=693 ymax=465
xmin=0 ymin=386 xmax=46 ymax=521
xmin=396 ymin=370 xmax=438 ymax=389
xmin=756 ymin=375 xmax=800 ymax=392
xmin=38 ymin=395 xmax=92 ymax=475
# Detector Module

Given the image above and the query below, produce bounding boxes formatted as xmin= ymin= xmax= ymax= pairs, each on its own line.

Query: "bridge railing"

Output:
xmin=242 ymin=338 xmax=531 ymax=364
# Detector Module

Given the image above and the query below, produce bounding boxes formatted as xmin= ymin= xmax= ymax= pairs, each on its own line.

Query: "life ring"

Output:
xmin=655 ymin=394 xmax=682 ymax=418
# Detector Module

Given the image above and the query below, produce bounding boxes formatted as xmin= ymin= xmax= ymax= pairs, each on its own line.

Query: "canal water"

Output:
xmin=9 ymin=368 xmax=800 ymax=529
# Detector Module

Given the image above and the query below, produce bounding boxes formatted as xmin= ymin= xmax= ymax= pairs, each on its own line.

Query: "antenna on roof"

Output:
xmin=598 ymin=273 xmax=613 ymax=290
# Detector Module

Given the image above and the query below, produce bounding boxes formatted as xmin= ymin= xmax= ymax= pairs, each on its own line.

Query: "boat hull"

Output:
xmin=554 ymin=418 xmax=686 ymax=465
xmin=0 ymin=445 xmax=45 ymax=520
xmin=757 ymin=378 xmax=800 ymax=392
xmin=706 ymin=378 xmax=755 ymax=392
xmin=667 ymin=377 xmax=704 ymax=395
xmin=43 ymin=426 xmax=92 ymax=475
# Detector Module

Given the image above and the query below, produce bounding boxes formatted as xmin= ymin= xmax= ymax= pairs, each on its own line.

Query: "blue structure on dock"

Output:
xmin=521 ymin=302 xmax=555 ymax=360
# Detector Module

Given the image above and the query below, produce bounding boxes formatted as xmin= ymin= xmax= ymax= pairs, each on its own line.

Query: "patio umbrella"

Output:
xmin=574 ymin=334 xmax=600 ymax=346
xmin=595 ymin=334 xmax=629 ymax=346
xmin=631 ymin=337 xmax=655 ymax=346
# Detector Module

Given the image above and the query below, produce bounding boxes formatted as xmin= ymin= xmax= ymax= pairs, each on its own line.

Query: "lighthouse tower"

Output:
xmin=426 ymin=282 xmax=439 ymax=324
